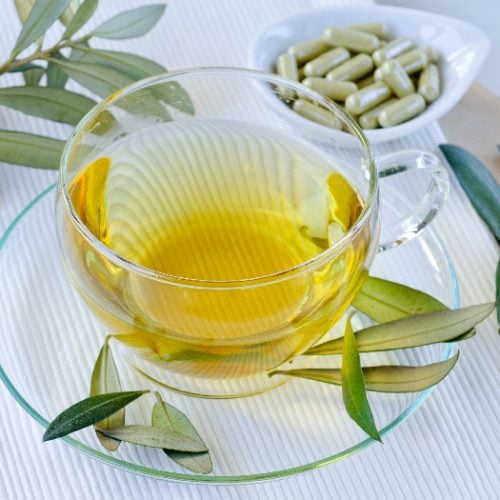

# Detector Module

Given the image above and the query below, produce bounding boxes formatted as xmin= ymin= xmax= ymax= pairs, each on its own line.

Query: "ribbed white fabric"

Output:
xmin=1 ymin=1 xmax=498 ymax=499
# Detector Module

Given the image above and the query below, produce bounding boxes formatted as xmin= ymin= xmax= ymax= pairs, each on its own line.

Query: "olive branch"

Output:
xmin=0 ymin=0 xmax=188 ymax=170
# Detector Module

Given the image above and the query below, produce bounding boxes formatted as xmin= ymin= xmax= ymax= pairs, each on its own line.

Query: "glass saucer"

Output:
xmin=0 ymin=184 xmax=458 ymax=484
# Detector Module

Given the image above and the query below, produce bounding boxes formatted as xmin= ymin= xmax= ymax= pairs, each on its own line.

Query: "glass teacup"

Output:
xmin=56 ymin=68 xmax=448 ymax=398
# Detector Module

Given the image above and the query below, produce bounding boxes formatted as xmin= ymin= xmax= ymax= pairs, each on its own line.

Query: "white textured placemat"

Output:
xmin=0 ymin=1 xmax=498 ymax=499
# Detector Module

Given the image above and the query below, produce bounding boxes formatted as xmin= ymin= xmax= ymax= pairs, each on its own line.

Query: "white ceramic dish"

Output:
xmin=250 ymin=6 xmax=490 ymax=147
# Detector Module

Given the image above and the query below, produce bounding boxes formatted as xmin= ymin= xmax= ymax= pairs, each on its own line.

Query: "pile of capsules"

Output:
xmin=274 ymin=22 xmax=440 ymax=130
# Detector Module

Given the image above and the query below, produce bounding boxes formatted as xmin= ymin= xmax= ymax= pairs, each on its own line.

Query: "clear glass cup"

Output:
xmin=56 ymin=68 xmax=449 ymax=398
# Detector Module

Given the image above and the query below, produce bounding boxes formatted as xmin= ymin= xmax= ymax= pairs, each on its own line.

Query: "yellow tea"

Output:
xmin=64 ymin=119 xmax=370 ymax=379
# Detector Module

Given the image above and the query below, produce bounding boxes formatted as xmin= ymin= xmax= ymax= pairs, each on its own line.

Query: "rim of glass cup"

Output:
xmin=60 ymin=67 xmax=377 ymax=289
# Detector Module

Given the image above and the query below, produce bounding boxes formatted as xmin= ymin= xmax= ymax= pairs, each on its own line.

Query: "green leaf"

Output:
xmin=91 ymin=4 xmax=166 ymax=40
xmin=341 ymin=316 xmax=381 ymax=442
xmin=353 ymin=276 xmax=445 ymax=323
xmin=270 ymin=352 xmax=459 ymax=393
xmin=49 ymin=58 xmax=134 ymax=98
xmin=62 ymin=0 xmax=98 ymax=39
xmin=7 ymin=63 xmax=43 ymax=73
xmin=70 ymin=46 xmax=165 ymax=80
xmin=90 ymin=340 xmax=123 ymax=451
xmin=0 ymin=130 xmax=64 ymax=169
xmin=101 ymin=425 xmax=208 ymax=453
xmin=23 ymin=67 xmax=44 ymax=86
xmin=153 ymin=82 xmax=195 ymax=115
xmin=13 ymin=0 xmax=36 ymax=24
xmin=47 ymin=56 xmax=69 ymax=89
xmin=439 ymin=144 xmax=500 ymax=241
xmin=0 ymin=86 xmax=95 ymax=125
xmin=306 ymin=303 xmax=495 ymax=355
xmin=59 ymin=0 xmax=82 ymax=27
xmin=497 ymin=260 xmax=500 ymax=328
xmin=69 ymin=48 xmax=194 ymax=114
xmin=43 ymin=391 xmax=147 ymax=441
xmin=152 ymin=392 xmax=212 ymax=474
xmin=11 ymin=0 xmax=72 ymax=57
xmin=352 ymin=277 xmax=475 ymax=343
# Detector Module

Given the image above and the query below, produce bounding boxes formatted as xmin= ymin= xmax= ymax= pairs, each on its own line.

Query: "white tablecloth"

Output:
xmin=1 ymin=1 xmax=498 ymax=498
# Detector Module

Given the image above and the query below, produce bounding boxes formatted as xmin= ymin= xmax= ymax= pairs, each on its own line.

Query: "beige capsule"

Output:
xmin=288 ymin=38 xmax=329 ymax=65
xmin=379 ymin=59 xmax=415 ymax=98
xmin=418 ymin=64 xmax=440 ymax=103
xmin=323 ymin=27 xmax=380 ymax=54
xmin=302 ymin=77 xmax=358 ymax=101
xmin=293 ymin=99 xmax=342 ymax=128
xmin=358 ymin=98 xmax=398 ymax=128
xmin=372 ymin=36 xmax=414 ymax=66
xmin=395 ymin=48 xmax=428 ymax=75
xmin=379 ymin=93 xmax=426 ymax=127
xmin=345 ymin=81 xmax=392 ymax=115
xmin=421 ymin=45 xmax=440 ymax=63
xmin=304 ymin=47 xmax=350 ymax=77
xmin=326 ymin=53 xmax=373 ymax=82
xmin=347 ymin=22 xmax=390 ymax=39
xmin=373 ymin=67 xmax=383 ymax=82
xmin=275 ymin=52 xmax=299 ymax=100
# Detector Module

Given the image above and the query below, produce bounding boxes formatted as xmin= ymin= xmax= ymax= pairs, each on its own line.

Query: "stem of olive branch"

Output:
xmin=0 ymin=34 xmax=91 ymax=76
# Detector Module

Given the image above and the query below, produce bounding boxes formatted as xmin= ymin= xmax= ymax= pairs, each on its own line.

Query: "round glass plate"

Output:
xmin=0 ymin=184 xmax=458 ymax=484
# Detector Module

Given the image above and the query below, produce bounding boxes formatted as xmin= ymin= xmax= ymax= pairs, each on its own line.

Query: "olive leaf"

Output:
xmin=11 ymin=0 xmax=72 ymax=58
xmin=70 ymin=46 xmax=165 ymax=80
xmin=352 ymin=276 xmax=475 ymax=342
xmin=14 ymin=0 xmax=36 ymax=24
xmin=100 ymin=425 xmax=208 ymax=453
xmin=152 ymin=392 xmax=212 ymax=474
xmin=90 ymin=4 xmax=166 ymax=40
xmin=90 ymin=339 xmax=124 ymax=451
xmin=439 ymin=144 xmax=500 ymax=242
xmin=59 ymin=0 xmax=79 ymax=26
xmin=23 ymin=67 xmax=44 ymax=86
xmin=270 ymin=352 xmax=459 ymax=393
xmin=69 ymin=47 xmax=194 ymax=115
xmin=46 ymin=56 xmax=69 ymax=89
xmin=352 ymin=276 xmax=445 ymax=323
xmin=7 ymin=62 xmax=43 ymax=73
xmin=48 ymin=58 xmax=134 ymax=98
xmin=306 ymin=303 xmax=494 ymax=355
xmin=341 ymin=315 xmax=381 ymax=442
xmin=0 ymin=130 xmax=65 ymax=169
xmin=0 ymin=86 xmax=96 ymax=125
xmin=61 ymin=0 xmax=97 ymax=37
xmin=43 ymin=391 xmax=148 ymax=441
xmin=497 ymin=260 xmax=500 ymax=327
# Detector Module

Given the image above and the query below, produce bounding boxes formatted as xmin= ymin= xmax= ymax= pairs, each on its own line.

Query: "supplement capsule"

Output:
xmin=421 ymin=45 xmax=440 ymax=63
xmin=304 ymin=47 xmax=350 ymax=76
xmin=358 ymin=98 xmax=398 ymax=128
xmin=288 ymin=38 xmax=329 ymax=64
xmin=347 ymin=22 xmax=389 ymax=39
xmin=326 ymin=53 xmax=373 ymax=82
xmin=293 ymin=99 xmax=342 ymax=129
xmin=373 ymin=67 xmax=383 ymax=81
xmin=379 ymin=59 xmax=415 ymax=98
xmin=345 ymin=81 xmax=392 ymax=115
xmin=379 ymin=93 xmax=426 ymax=127
xmin=323 ymin=27 xmax=380 ymax=54
xmin=395 ymin=48 xmax=428 ymax=75
xmin=418 ymin=64 xmax=440 ymax=103
xmin=356 ymin=74 xmax=375 ymax=89
xmin=275 ymin=52 xmax=299 ymax=100
xmin=372 ymin=36 xmax=414 ymax=66
xmin=302 ymin=77 xmax=358 ymax=101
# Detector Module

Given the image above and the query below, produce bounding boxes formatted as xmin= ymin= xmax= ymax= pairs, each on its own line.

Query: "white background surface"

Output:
xmin=379 ymin=0 xmax=500 ymax=95
xmin=1 ymin=1 xmax=499 ymax=499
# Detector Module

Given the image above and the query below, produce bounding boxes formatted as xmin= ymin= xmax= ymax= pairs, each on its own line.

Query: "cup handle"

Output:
xmin=375 ymin=149 xmax=449 ymax=252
